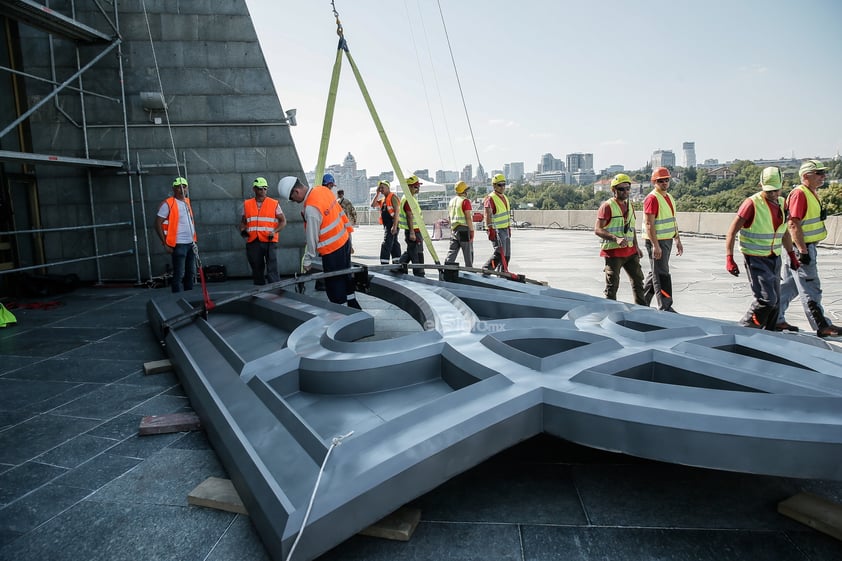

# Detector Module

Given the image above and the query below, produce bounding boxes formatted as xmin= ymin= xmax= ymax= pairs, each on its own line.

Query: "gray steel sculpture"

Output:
xmin=148 ymin=271 xmax=842 ymax=561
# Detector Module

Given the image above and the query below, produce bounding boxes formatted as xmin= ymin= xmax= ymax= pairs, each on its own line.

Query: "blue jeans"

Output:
xmin=171 ymin=243 xmax=196 ymax=293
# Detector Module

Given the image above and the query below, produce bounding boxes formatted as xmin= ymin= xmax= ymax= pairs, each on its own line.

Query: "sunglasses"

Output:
xmin=615 ymin=186 xmax=630 ymax=192
xmin=255 ymin=186 xmax=268 ymax=190
xmin=494 ymin=183 xmax=505 ymax=187
xmin=814 ymin=170 xmax=827 ymax=176
xmin=655 ymin=179 xmax=670 ymax=184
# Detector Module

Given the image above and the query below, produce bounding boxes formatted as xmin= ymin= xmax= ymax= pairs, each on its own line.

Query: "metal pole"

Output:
xmin=136 ymin=152 xmax=153 ymax=281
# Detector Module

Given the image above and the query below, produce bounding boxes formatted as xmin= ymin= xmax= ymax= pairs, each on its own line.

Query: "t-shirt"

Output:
xmin=157 ymin=198 xmax=195 ymax=244
xmin=785 ymin=188 xmax=808 ymax=222
xmin=403 ymin=201 xmax=421 ymax=233
xmin=597 ymin=199 xmax=637 ymax=258
xmin=736 ymin=196 xmax=783 ymax=231
xmin=643 ymin=192 xmax=675 ymax=216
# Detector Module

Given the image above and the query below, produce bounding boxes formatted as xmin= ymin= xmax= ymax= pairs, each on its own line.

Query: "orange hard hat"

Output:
xmin=651 ymin=167 xmax=671 ymax=182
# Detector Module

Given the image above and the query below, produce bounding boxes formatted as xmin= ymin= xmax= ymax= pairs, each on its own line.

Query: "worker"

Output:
xmin=371 ymin=180 xmax=401 ymax=264
xmin=240 ymin=176 xmax=286 ymax=285
xmin=642 ymin=167 xmax=683 ymax=311
xmin=277 ymin=176 xmax=360 ymax=309
xmin=337 ymin=188 xmax=357 ymax=254
xmin=777 ymin=159 xmax=840 ymax=337
xmin=483 ymin=173 xmax=511 ymax=271
xmin=594 ymin=173 xmax=645 ymax=304
xmin=445 ymin=181 xmax=474 ymax=268
xmin=724 ymin=167 xmax=798 ymax=330
xmin=394 ymin=175 xmax=425 ymax=276
xmin=155 ymin=176 xmax=197 ymax=293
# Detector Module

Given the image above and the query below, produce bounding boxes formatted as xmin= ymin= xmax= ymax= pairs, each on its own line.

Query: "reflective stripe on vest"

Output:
xmin=304 ymin=186 xmax=349 ymax=255
xmin=243 ymin=197 xmax=280 ymax=242
xmin=739 ymin=192 xmax=786 ymax=256
xmin=448 ymin=195 xmax=468 ymax=228
xmin=600 ymin=199 xmax=636 ymax=251
xmin=488 ymin=193 xmax=510 ymax=229
xmin=790 ymin=185 xmax=827 ymax=244
xmin=161 ymin=196 xmax=197 ymax=247
xmin=645 ymin=190 xmax=677 ymax=240
xmin=398 ymin=196 xmax=415 ymax=230
xmin=379 ymin=192 xmax=397 ymax=225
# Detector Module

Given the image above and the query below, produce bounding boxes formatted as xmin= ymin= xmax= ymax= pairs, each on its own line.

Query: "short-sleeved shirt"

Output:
xmin=737 ymin=196 xmax=783 ymax=230
xmin=157 ymin=198 xmax=195 ymax=244
xmin=403 ymin=200 xmax=421 ymax=233
xmin=643 ymin=192 xmax=675 ymax=216
xmin=785 ymin=188 xmax=808 ymax=222
xmin=597 ymin=199 xmax=637 ymax=258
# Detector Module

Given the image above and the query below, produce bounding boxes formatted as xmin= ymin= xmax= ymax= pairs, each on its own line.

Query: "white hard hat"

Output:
xmin=278 ymin=176 xmax=299 ymax=200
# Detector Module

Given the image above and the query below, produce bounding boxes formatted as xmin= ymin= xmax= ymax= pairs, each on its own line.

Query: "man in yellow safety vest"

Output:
xmin=642 ymin=167 xmax=683 ymax=311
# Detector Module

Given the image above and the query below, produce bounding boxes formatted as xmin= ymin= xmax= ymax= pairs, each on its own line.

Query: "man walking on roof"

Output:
xmin=155 ymin=176 xmax=197 ymax=293
xmin=724 ymin=167 xmax=797 ymax=330
xmin=371 ymin=180 xmax=401 ymax=264
xmin=483 ymin=173 xmax=511 ymax=271
xmin=445 ymin=181 xmax=474 ymax=268
xmin=642 ymin=167 xmax=683 ymax=311
xmin=240 ymin=176 xmax=286 ymax=285
xmin=395 ymin=176 xmax=426 ymax=276
xmin=278 ymin=176 xmax=360 ymax=309
xmin=594 ymin=173 xmax=646 ymax=305
xmin=776 ymin=159 xmax=840 ymax=337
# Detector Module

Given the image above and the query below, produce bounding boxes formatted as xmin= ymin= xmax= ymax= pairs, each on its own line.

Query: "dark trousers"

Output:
xmin=604 ymin=253 xmax=646 ymax=305
xmin=379 ymin=218 xmax=402 ymax=264
xmin=170 ymin=243 xmax=196 ymax=293
xmin=245 ymin=240 xmax=279 ymax=285
xmin=643 ymin=238 xmax=675 ymax=311
xmin=399 ymin=231 xmax=425 ymax=276
xmin=322 ymin=239 xmax=355 ymax=305
xmin=741 ymin=254 xmax=781 ymax=330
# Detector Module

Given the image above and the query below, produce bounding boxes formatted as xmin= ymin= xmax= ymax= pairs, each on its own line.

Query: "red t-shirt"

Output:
xmin=403 ymin=200 xmax=421 ymax=233
xmin=737 ymin=196 xmax=783 ymax=230
xmin=785 ymin=188 xmax=808 ymax=222
xmin=597 ymin=200 xmax=637 ymax=258
xmin=643 ymin=192 xmax=675 ymax=216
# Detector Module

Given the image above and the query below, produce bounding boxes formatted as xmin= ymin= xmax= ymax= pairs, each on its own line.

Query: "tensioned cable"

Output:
xmin=435 ymin=0 xmax=483 ymax=174
xmin=140 ymin=0 xmax=182 ymax=177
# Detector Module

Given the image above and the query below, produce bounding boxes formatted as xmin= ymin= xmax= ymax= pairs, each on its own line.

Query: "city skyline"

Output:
xmin=245 ymin=0 xmax=842 ymax=176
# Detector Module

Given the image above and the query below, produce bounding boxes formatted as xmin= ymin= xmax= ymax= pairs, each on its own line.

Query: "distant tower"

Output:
xmin=651 ymin=149 xmax=676 ymax=169
xmin=682 ymin=142 xmax=696 ymax=168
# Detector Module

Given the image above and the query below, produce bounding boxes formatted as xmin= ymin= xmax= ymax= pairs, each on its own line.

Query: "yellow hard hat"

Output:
xmin=172 ymin=177 xmax=188 ymax=187
xmin=253 ymin=177 xmax=268 ymax=188
xmin=455 ymin=181 xmax=469 ymax=194
xmin=492 ymin=173 xmax=506 ymax=185
xmin=610 ymin=173 xmax=632 ymax=188
xmin=377 ymin=180 xmax=390 ymax=188
xmin=406 ymin=175 xmax=422 ymax=186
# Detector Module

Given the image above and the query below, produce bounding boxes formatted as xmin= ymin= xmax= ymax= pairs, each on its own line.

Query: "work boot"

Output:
xmin=817 ymin=324 xmax=841 ymax=338
xmin=775 ymin=321 xmax=799 ymax=332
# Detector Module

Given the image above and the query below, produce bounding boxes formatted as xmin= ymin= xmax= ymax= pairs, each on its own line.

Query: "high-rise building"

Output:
xmin=540 ymin=153 xmax=564 ymax=173
xmin=508 ymin=162 xmax=524 ymax=182
xmin=566 ymin=152 xmax=593 ymax=172
xmin=461 ymin=164 xmax=473 ymax=184
xmin=682 ymin=142 xmax=696 ymax=168
xmin=651 ymin=149 xmax=676 ymax=169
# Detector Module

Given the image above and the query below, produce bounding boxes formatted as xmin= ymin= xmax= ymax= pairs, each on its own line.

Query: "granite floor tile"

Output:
xmin=168 ymin=430 xmax=213 ymax=450
xmin=0 ymin=483 xmax=91 ymax=536
xmin=785 ymin=529 xmax=842 ymax=560
xmin=0 ymin=338 xmax=87 ymax=357
xmin=204 ymin=515 xmax=270 ymax=561
xmin=50 ymin=383 xmax=162 ymax=420
xmin=107 ymin=432 xmax=183 ymax=460
xmin=53 ymin=453 xmax=141 ymax=491
xmin=0 ymin=461 xmax=67 ymax=504
xmin=0 ymin=500 xmax=234 ymax=561
xmin=117 ymin=368 xmax=180 ymax=389
xmin=85 ymin=413 xmax=145 ymax=441
xmin=23 ymin=383 xmax=99 ymax=415
xmin=62 ymin=327 xmax=164 ymax=361
xmin=0 ymin=356 xmax=45 ymax=376
xmin=319 ymin=521 xmax=522 ymax=561
xmin=521 ymin=526 xmax=818 ymax=561
xmin=5 ymin=357 xmax=141 ymax=384
xmin=126 ymin=393 xmax=191 ymax=417
xmin=35 ymin=434 xmax=119 ymax=469
xmin=0 ymin=414 xmax=100 ymax=464
xmin=0 ymin=378 xmax=85 ymax=411
xmin=0 ymin=410 xmax=35 ymax=431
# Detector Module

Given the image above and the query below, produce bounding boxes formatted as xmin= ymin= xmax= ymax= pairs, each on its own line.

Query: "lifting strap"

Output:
xmin=315 ymin=4 xmax=439 ymax=264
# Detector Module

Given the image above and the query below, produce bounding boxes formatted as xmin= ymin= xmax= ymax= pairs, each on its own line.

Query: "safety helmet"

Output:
xmin=378 ymin=180 xmax=390 ymax=188
xmin=651 ymin=167 xmax=671 ymax=182
xmin=278 ymin=176 xmax=300 ymax=201
xmin=322 ymin=173 xmax=335 ymax=186
xmin=455 ymin=181 xmax=469 ymax=194
xmin=760 ymin=167 xmax=783 ymax=191
xmin=172 ymin=177 xmax=188 ymax=187
xmin=799 ymin=159 xmax=828 ymax=177
xmin=406 ymin=175 xmax=422 ymax=186
xmin=492 ymin=173 xmax=506 ymax=185
xmin=252 ymin=177 xmax=268 ymax=188
xmin=610 ymin=173 xmax=632 ymax=189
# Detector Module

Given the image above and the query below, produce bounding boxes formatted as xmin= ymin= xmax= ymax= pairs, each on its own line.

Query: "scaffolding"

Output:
xmin=0 ymin=0 xmax=146 ymax=286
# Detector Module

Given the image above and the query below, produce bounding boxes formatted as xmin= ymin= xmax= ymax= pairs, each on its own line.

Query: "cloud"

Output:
xmin=600 ymin=139 xmax=628 ymax=146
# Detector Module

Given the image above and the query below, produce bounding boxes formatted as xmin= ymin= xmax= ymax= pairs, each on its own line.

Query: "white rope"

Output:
xmin=284 ymin=430 xmax=354 ymax=561
xmin=140 ymin=0 xmax=182 ymax=177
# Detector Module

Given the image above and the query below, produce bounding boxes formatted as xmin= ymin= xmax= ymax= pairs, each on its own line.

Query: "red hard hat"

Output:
xmin=651 ymin=167 xmax=671 ymax=181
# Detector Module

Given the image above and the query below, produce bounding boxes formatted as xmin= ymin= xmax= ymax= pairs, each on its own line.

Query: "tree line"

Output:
xmin=505 ymin=159 xmax=842 ymax=213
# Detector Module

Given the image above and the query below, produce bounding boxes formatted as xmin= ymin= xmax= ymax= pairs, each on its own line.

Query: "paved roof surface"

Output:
xmin=1 ymin=226 xmax=841 ymax=561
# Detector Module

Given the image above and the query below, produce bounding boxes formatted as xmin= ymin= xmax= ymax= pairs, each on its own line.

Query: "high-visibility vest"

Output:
xmin=739 ymin=192 xmax=786 ymax=256
xmin=243 ymin=197 xmax=280 ymax=242
xmin=448 ymin=195 xmax=469 ymax=228
xmin=600 ymin=199 xmax=636 ymax=251
xmin=161 ymin=196 xmax=197 ymax=247
xmin=304 ymin=186 xmax=349 ymax=256
xmin=398 ymin=196 xmax=418 ymax=231
xmin=643 ymin=190 xmax=677 ymax=240
xmin=487 ymin=192 xmax=510 ymax=229
xmin=378 ymin=192 xmax=397 ymax=224
xmin=788 ymin=185 xmax=827 ymax=244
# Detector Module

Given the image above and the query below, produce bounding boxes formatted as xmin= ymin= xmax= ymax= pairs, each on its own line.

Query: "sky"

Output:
xmin=244 ymin=0 xmax=842 ymax=178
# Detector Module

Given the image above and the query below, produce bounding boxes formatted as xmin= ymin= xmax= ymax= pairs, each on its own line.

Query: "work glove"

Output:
xmin=797 ymin=249 xmax=811 ymax=266
xmin=725 ymin=255 xmax=739 ymax=276
xmin=268 ymin=232 xmax=275 ymax=242
xmin=240 ymin=229 xmax=249 ymax=238
xmin=788 ymin=250 xmax=801 ymax=271
xmin=487 ymin=228 xmax=497 ymax=242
